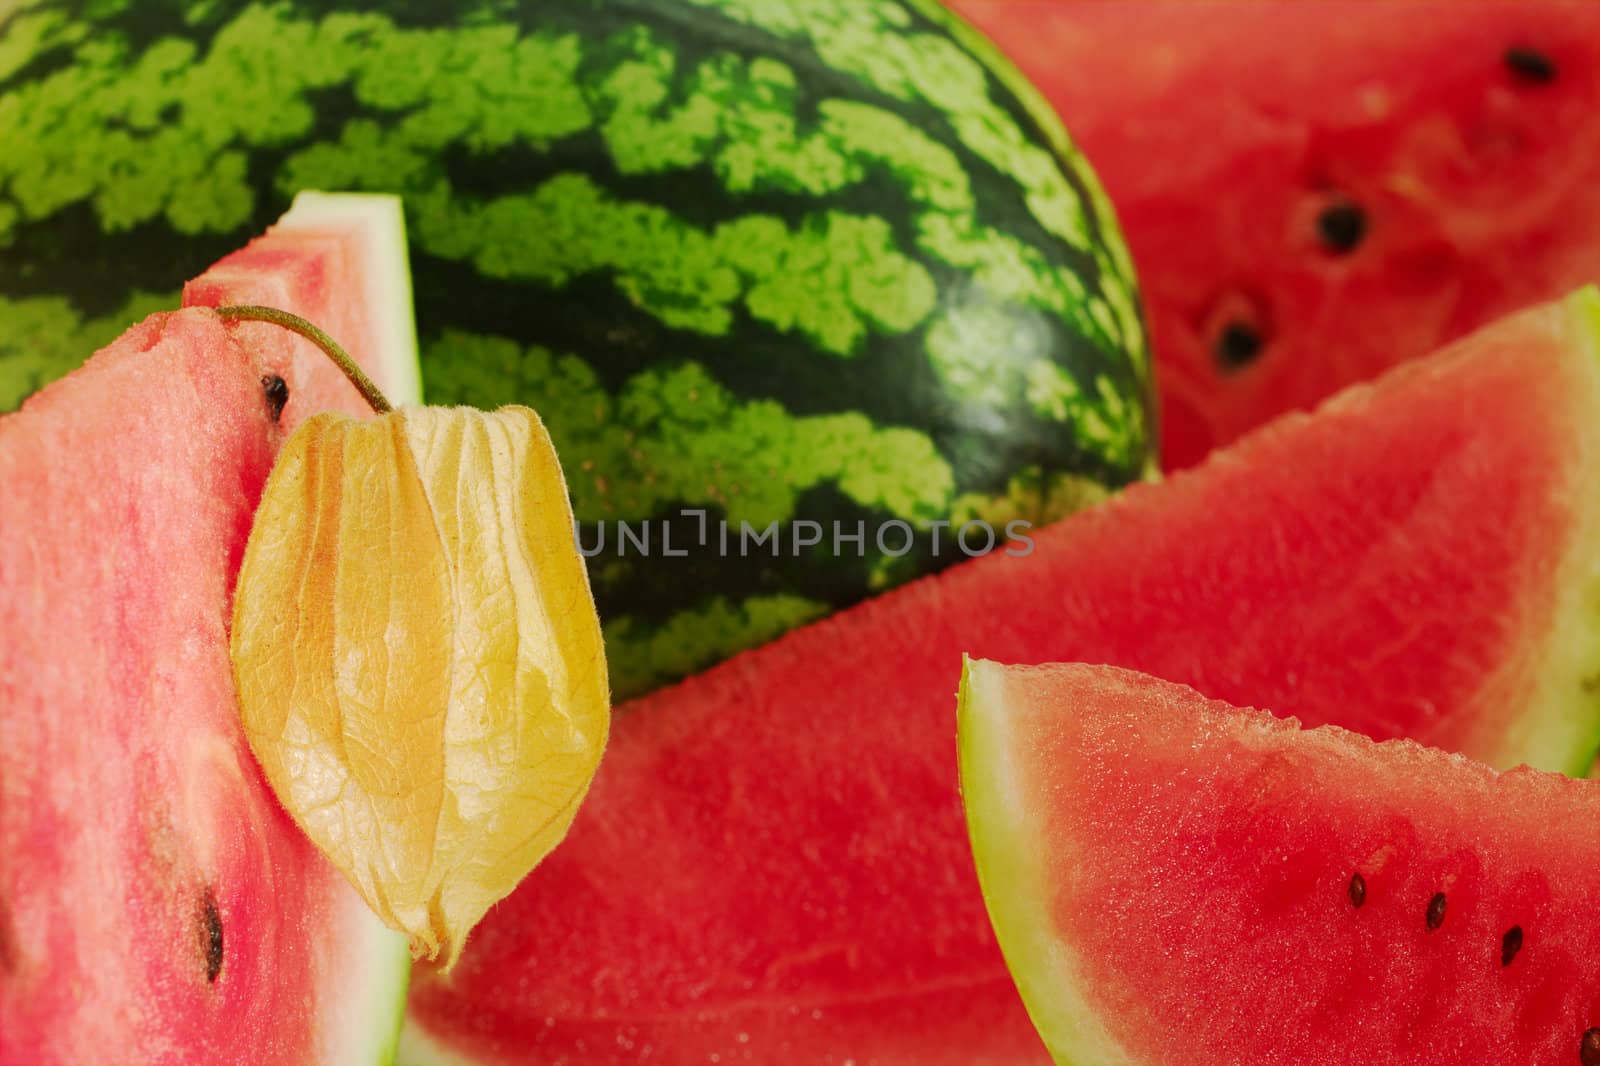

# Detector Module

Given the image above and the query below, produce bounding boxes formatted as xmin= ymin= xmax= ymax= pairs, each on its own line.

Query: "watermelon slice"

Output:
xmin=953 ymin=0 xmax=1600 ymax=468
xmin=183 ymin=189 xmax=420 ymax=417
xmin=403 ymin=288 xmax=1600 ymax=1065
xmin=959 ymin=658 xmax=1600 ymax=1065
xmin=0 ymin=193 xmax=417 ymax=1064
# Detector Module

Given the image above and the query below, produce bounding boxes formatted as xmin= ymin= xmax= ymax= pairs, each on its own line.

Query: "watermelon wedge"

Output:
xmin=0 ymin=193 xmax=417 ymax=1064
xmin=959 ymin=658 xmax=1600 ymax=1065
xmin=953 ymin=0 xmax=1600 ymax=469
xmin=183 ymin=190 xmax=420 ymax=419
xmin=403 ymin=289 xmax=1600 ymax=1065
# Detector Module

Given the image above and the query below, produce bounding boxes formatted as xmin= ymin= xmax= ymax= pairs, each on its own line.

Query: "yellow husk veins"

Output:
xmin=231 ymin=406 xmax=610 ymax=970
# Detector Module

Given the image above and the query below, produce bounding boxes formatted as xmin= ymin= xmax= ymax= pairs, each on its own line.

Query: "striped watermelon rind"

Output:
xmin=0 ymin=0 xmax=1153 ymax=696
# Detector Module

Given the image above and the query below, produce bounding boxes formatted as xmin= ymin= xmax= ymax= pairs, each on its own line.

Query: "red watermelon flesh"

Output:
xmin=403 ymin=289 xmax=1600 ymax=1064
xmin=0 ymin=196 xmax=416 ymax=1065
xmin=952 ymin=0 xmax=1600 ymax=469
xmin=183 ymin=190 xmax=421 ymax=424
xmin=960 ymin=659 xmax=1600 ymax=1066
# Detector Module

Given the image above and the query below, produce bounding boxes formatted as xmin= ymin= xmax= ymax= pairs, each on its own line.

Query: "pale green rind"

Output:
xmin=276 ymin=190 xmax=418 ymax=1064
xmin=957 ymin=657 xmax=1131 ymax=1066
xmin=393 ymin=1017 xmax=480 ymax=1066
xmin=277 ymin=190 xmax=422 ymax=408
xmin=325 ymin=898 xmax=413 ymax=1066
xmin=1497 ymin=285 xmax=1600 ymax=778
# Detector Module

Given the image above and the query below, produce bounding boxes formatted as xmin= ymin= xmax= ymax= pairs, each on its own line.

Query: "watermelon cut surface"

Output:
xmin=954 ymin=0 xmax=1600 ymax=468
xmin=403 ymin=290 xmax=1600 ymax=1065
xmin=0 ymin=194 xmax=416 ymax=1064
xmin=183 ymin=190 xmax=420 ymax=418
xmin=959 ymin=658 xmax=1600 ymax=1066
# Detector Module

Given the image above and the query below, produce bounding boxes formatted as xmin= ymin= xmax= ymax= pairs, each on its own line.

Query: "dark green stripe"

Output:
xmin=1 ymin=0 xmax=1152 ymax=694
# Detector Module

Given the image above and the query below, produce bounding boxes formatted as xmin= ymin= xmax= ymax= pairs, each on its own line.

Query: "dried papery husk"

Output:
xmin=231 ymin=405 xmax=609 ymax=970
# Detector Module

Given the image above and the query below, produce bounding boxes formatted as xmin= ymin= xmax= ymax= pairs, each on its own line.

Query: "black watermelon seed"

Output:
xmin=1215 ymin=321 xmax=1264 ymax=371
xmin=1426 ymin=892 xmax=1448 ymax=931
xmin=1317 ymin=201 xmax=1367 ymax=254
xmin=1582 ymin=1029 xmax=1600 ymax=1066
xmin=200 ymin=889 xmax=223 ymax=984
xmin=1505 ymin=46 xmax=1557 ymax=84
xmin=1501 ymin=925 xmax=1523 ymax=967
xmin=262 ymin=375 xmax=289 ymax=422
xmin=1348 ymin=873 xmax=1366 ymax=909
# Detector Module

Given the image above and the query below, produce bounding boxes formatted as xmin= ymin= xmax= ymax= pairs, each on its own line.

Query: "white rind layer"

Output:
xmin=277 ymin=190 xmax=423 ymax=408
xmin=958 ymin=657 xmax=1133 ymax=1066
xmin=322 ymin=895 xmax=414 ymax=1066
xmin=272 ymin=190 xmax=420 ymax=1065
xmin=395 ymin=1018 xmax=479 ymax=1066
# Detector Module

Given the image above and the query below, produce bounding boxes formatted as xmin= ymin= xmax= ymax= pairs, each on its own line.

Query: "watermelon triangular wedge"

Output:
xmin=182 ymin=189 xmax=421 ymax=423
xmin=0 ymin=193 xmax=417 ymax=1064
xmin=959 ymin=657 xmax=1600 ymax=1065
xmin=405 ymin=288 xmax=1600 ymax=1065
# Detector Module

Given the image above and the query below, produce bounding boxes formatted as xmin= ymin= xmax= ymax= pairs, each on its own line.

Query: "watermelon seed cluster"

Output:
xmin=1348 ymin=874 xmax=1530 ymax=963
xmin=1204 ymin=39 xmax=1563 ymax=386
xmin=1342 ymin=871 xmax=1600 ymax=1056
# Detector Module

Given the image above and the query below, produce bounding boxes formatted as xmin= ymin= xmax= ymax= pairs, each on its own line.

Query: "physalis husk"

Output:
xmin=230 ymin=405 xmax=609 ymax=970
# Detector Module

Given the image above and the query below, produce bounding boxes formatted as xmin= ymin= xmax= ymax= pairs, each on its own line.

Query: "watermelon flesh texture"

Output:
xmin=0 ymin=195 xmax=416 ymax=1065
xmin=952 ymin=0 xmax=1600 ymax=469
xmin=183 ymin=190 xmax=421 ymax=419
xmin=960 ymin=659 xmax=1600 ymax=1066
xmin=403 ymin=290 xmax=1600 ymax=1065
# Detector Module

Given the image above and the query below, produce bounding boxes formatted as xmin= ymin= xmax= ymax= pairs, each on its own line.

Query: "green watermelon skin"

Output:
xmin=0 ymin=0 xmax=1152 ymax=697
xmin=955 ymin=0 xmax=1600 ymax=469
xmin=961 ymin=660 xmax=1600 ymax=1066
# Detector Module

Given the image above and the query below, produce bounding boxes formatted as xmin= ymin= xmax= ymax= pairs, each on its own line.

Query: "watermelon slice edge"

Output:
xmin=0 ymin=191 xmax=418 ymax=1065
xmin=959 ymin=656 xmax=1600 ymax=1065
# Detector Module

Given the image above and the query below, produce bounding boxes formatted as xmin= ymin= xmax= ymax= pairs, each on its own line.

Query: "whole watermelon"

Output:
xmin=0 ymin=0 xmax=1152 ymax=696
